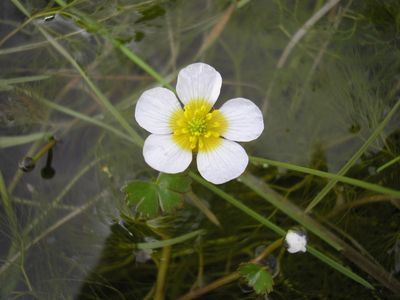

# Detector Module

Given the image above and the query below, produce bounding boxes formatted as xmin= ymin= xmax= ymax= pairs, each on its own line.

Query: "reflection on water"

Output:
xmin=1 ymin=0 xmax=400 ymax=299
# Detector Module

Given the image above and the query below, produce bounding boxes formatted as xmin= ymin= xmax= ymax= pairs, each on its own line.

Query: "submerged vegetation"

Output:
xmin=1 ymin=0 xmax=400 ymax=299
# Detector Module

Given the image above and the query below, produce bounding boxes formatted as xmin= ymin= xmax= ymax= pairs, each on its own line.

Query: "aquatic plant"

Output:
xmin=1 ymin=0 xmax=400 ymax=299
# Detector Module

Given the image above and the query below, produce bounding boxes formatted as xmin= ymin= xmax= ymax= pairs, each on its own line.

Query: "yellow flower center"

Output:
xmin=170 ymin=100 xmax=227 ymax=152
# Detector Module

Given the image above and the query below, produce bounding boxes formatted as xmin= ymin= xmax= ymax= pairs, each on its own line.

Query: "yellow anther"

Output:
xmin=198 ymin=139 xmax=204 ymax=149
xmin=170 ymin=100 xmax=227 ymax=152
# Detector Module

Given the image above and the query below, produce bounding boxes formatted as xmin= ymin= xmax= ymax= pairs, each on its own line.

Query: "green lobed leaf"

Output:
xmin=123 ymin=181 xmax=159 ymax=217
xmin=123 ymin=173 xmax=191 ymax=218
xmin=238 ymin=263 xmax=274 ymax=295
xmin=157 ymin=173 xmax=192 ymax=193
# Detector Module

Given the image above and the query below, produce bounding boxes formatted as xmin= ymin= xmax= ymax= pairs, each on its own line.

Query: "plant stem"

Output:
xmin=189 ymin=172 xmax=375 ymax=290
xmin=137 ymin=229 xmax=206 ymax=250
xmin=377 ymin=155 xmax=400 ymax=173
xmin=30 ymin=92 xmax=135 ymax=144
xmin=239 ymin=173 xmax=342 ymax=250
xmin=32 ymin=138 xmax=56 ymax=162
xmin=240 ymin=173 xmax=400 ymax=293
xmin=188 ymin=172 xmax=285 ymax=236
xmin=178 ymin=238 xmax=283 ymax=300
xmin=37 ymin=27 xmax=144 ymax=148
xmin=306 ymin=99 xmax=400 ymax=212
xmin=154 ymin=242 xmax=172 ymax=300
xmin=249 ymin=156 xmax=400 ymax=199
xmin=327 ymin=195 xmax=400 ymax=218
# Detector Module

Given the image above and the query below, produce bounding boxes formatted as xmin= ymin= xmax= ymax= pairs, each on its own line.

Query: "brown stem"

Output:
xmin=32 ymin=138 xmax=56 ymax=162
xmin=327 ymin=195 xmax=400 ymax=218
xmin=178 ymin=238 xmax=283 ymax=300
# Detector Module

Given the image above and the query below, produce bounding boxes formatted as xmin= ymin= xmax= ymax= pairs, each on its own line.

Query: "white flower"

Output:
xmin=134 ymin=63 xmax=264 ymax=184
xmin=285 ymin=229 xmax=307 ymax=253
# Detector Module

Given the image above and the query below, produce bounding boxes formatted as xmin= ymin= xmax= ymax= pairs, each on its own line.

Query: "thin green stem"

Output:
xmin=0 ymin=75 xmax=50 ymax=86
xmin=137 ymin=229 xmax=206 ymax=250
xmin=178 ymin=238 xmax=283 ymax=300
xmin=249 ymin=156 xmax=400 ymax=198
xmin=37 ymin=27 xmax=144 ymax=147
xmin=154 ymin=244 xmax=171 ymax=300
xmin=115 ymin=42 xmax=174 ymax=90
xmin=0 ymin=133 xmax=50 ymax=149
xmin=188 ymin=172 xmax=285 ymax=236
xmin=307 ymin=246 xmax=373 ymax=289
xmin=10 ymin=0 xmax=30 ymax=17
xmin=0 ymin=171 xmax=19 ymax=243
xmin=239 ymin=173 xmax=342 ymax=251
xmin=239 ymin=173 xmax=400 ymax=293
xmin=306 ymin=99 xmax=400 ymax=212
xmin=32 ymin=138 xmax=56 ymax=162
xmin=33 ymin=94 xmax=135 ymax=144
xmin=377 ymin=155 xmax=400 ymax=173
xmin=53 ymin=0 xmax=173 ymax=90
xmin=188 ymin=172 xmax=373 ymax=290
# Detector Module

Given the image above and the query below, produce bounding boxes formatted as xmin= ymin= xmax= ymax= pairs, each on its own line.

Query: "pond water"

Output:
xmin=1 ymin=0 xmax=400 ymax=299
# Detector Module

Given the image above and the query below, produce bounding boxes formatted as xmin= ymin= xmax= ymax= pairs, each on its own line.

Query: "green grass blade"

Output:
xmin=189 ymin=171 xmax=373 ymax=289
xmin=37 ymin=27 xmax=144 ymax=148
xmin=307 ymin=246 xmax=374 ymax=289
xmin=0 ymin=32 xmax=76 ymax=56
xmin=377 ymin=155 xmax=400 ymax=173
xmin=249 ymin=156 xmax=400 ymax=198
xmin=115 ymin=42 xmax=174 ymax=91
xmin=52 ymin=0 xmax=173 ymax=90
xmin=239 ymin=173 xmax=342 ymax=250
xmin=10 ymin=0 xmax=30 ymax=17
xmin=0 ymin=132 xmax=50 ymax=148
xmin=0 ymin=75 xmax=50 ymax=86
xmin=306 ymin=99 xmax=400 ymax=212
xmin=189 ymin=172 xmax=286 ymax=236
xmin=0 ymin=171 xmax=18 ymax=237
xmin=34 ymin=95 xmax=135 ymax=143
xmin=0 ymin=170 xmax=22 ymax=299
xmin=137 ymin=229 xmax=206 ymax=250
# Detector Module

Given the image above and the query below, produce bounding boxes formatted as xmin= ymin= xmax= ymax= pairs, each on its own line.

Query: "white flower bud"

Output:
xmin=285 ymin=229 xmax=307 ymax=253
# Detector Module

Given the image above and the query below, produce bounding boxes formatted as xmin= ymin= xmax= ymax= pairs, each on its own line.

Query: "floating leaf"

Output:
xmin=238 ymin=263 xmax=274 ymax=295
xmin=123 ymin=173 xmax=192 ymax=218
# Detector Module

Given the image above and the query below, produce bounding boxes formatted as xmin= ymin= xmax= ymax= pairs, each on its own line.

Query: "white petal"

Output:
xmin=176 ymin=63 xmax=222 ymax=106
xmin=219 ymin=98 xmax=264 ymax=142
xmin=143 ymin=134 xmax=192 ymax=173
xmin=197 ymin=139 xmax=248 ymax=184
xmin=135 ymin=87 xmax=181 ymax=134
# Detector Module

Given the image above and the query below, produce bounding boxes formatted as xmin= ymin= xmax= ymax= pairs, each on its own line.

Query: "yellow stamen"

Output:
xmin=170 ymin=99 xmax=228 ymax=152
